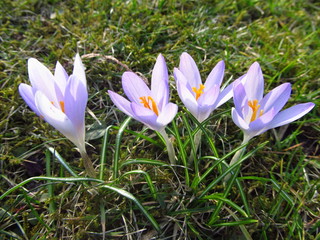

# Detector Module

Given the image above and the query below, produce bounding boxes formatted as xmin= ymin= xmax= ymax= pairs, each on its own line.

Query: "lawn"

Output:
xmin=0 ymin=0 xmax=319 ymax=239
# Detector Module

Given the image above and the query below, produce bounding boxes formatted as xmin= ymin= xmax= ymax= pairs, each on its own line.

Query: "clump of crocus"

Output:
xmin=232 ymin=62 xmax=315 ymax=142
xmin=108 ymin=54 xmax=178 ymax=164
xmin=174 ymin=52 xmax=233 ymax=123
xmin=230 ymin=62 xmax=315 ymax=165
xmin=19 ymin=54 xmax=95 ymax=177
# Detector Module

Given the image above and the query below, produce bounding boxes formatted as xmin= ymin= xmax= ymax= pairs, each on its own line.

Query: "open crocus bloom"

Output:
xmin=232 ymin=62 xmax=315 ymax=142
xmin=108 ymin=54 xmax=178 ymax=132
xmin=174 ymin=52 xmax=233 ymax=122
xmin=19 ymin=54 xmax=88 ymax=154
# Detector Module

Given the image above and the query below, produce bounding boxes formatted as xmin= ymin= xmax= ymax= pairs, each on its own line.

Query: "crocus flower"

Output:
xmin=232 ymin=62 xmax=315 ymax=143
xmin=19 ymin=54 xmax=88 ymax=155
xmin=108 ymin=54 xmax=178 ymax=132
xmin=174 ymin=52 xmax=233 ymax=122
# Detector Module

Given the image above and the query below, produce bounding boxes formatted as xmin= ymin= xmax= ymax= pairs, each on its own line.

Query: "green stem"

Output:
xmin=158 ymin=129 xmax=176 ymax=165
xmin=45 ymin=150 xmax=56 ymax=214
xmin=80 ymin=151 xmax=96 ymax=178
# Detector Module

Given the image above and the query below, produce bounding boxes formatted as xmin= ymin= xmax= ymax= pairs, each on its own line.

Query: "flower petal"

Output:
xmin=28 ymin=58 xmax=57 ymax=103
xmin=231 ymin=107 xmax=249 ymax=131
xmin=19 ymin=83 xmax=40 ymax=116
xmin=175 ymin=71 xmax=199 ymax=118
xmin=131 ymin=102 xmax=161 ymax=131
xmin=249 ymin=108 xmax=275 ymax=131
xmin=204 ymin=60 xmax=225 ymax=89
xmin=157 ymin=103 xmax=178 ymax=127
xmin=196 ymin=104 xmax=214 ymax=123
xmin=54 ymin=61 xmax=68 ymax=93
xmin=267 ymin=102 xmax=315 ymax=129
xmin=35 ymin=91 xmax=84 ymax=151
xmin=259 ymin=83 xmax=291 ymax=114
xmin=244 ymin=62 xmax=264 ymax=101
xmin=73 ymin=53 xmax=87 ymax=88
xmin=108 ymin=90 xmax=135 ymax=117
xmin=151 ymin=54 xmax=169 ymax=109
xmin=122 ymin=72 xmax=151 ymax=104
xmin=179 ymin=52 xmax=202 ymax=87
xmin=233 ymin=81 xmax=248 ymax=118
xmin=64 ymin=75 xmax=87 ymax=133
xmin=198 ymin=84 xmax=220 ymax=108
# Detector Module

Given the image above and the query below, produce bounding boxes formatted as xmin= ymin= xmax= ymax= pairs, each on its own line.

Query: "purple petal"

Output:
xmin=122 ymin=72 xmax=151 ymax=104
xmin=73 ymin=53 xmax=87 ymax=88
xmin=233 ymin=82 xmax=248 ymax=118
xmin=204 ymin=60 xmax=225 ymax=89
xmin=64 ymin=75 xmax=87 ymax=132
xmin=249 ymin=108 xmax=275 ymax=131
xmin=174 ymin=68 xmax=193 ymax=93
xmin=35 ymin=91 xmax=85 ymax=152
xmin=131 ymin=102 xmax=161 ymax=131
xmin=28 ymin=58 xmax=58 ymax=104
xmin=108 ymin=90 xmax=135 ymax=117
xmin=198 ymin=84 xmax=220 ymax=108
xmin=176 ymin=74 xmax=199 ymax=118
xmin=196 ymin=105 xmax=214 ymax=123
xmin=259 ymin=83 xmax=291 ymax=115
xmin=244 ymin=62 xmax=264 ymax=101
xmin=267 ymin=102 xmax=315 ymax=129
xmin=179 ymin=52 xmax=202 ymax=88
xmin=151 ymin=54 xmax=169 ymax=109
xmin=157 ymin=103 xmax=178 ymax=127
xmin=54 ymin=61 xmax=68 ymax=92
xmin=19 ymin=83 xmax=40 ymax=116
xmin=231 ymin=107 xmax=249 ymax=131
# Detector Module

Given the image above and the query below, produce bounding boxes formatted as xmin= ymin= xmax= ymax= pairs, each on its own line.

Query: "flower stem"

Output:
xmin=158 ymin=129 xmax=176 ymax=165
xmin=80 ymin=151 xmax=96 ymax=178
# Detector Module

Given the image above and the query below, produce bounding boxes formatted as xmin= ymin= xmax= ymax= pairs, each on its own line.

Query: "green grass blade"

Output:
xmin=113 ymin=117 xmax=132 ymax=179
xmin=100 ymin=184 xmax=160 ymax=232
xmin=99 ymin=126 xmax=113 ymax=180
xmin=120 ymin=170 xmax=157 ymax=200
xmin=47 ymin=147 xmax=79 ymax=177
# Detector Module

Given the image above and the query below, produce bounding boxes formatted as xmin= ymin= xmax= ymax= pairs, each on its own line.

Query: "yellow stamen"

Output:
xmin=139 ymin=96 xmax=159 ymax=116
xmin=248 ymin=99 xmax=263 ymax=122
xmin=192 ymin=84 xmax=205 ymax=100
xmin=59 ymin=101 xmax=65 ymax=113
xmin=50 ymin=101 xmax=65 ymax=113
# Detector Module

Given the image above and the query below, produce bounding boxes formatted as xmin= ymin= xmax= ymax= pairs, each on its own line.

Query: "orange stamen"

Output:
xmin=192 ymin=84 xmax=205 ymax=100
xmin=139 ymin=96 xmax=159 ymax=116
xmin=248 ymin=100 xmax=263 ymax=122
xmin=50 ymin=101 xmax=65 ymax=113
xmin=59 ymin=101 xmax=65 ymax=113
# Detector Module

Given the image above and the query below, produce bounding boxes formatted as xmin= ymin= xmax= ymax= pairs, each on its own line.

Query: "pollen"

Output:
xmin=192 ymin=84 xmax=205 ymax=100
xmin=248 ymin=99 xmax=263 ymax=122
xmin=140 ymin=96 xmax=159 ymax=116
xmin=50 ymin=101 xmax=65 ymax=113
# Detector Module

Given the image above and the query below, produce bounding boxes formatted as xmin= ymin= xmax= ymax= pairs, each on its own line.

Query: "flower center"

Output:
xmin=51 ymin=101 xmax=65 ymax=113
xmin=248 ymin=99 xmax=263 ymax=122
xmin=139 ymin=96 xmax=159 ymax=116
xmin=192 ymin=84 xmax=205 ymax=100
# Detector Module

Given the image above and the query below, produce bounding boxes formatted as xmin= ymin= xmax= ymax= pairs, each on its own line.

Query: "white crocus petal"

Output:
xmin=179 ymin=52 xmax=202 ymax=88
xmin=267 ymin=103 xmax=315 ymax=129
xmin=157 ymin=103 xmax=178 ymax=127
xmin=54 ymin=61 xmax=68 ymax=92
xmin=244 ymin=62 xmax=264 ymax=101
xmin=35 ymin=91 xmax=81 ymax=149
xmin=108 ymin=90 xmax=135 ymax=118
xmin=28 ymin=58 xmax=58 ymax=104
xmin=151 ymin=54 xmax=169 ymax=109
xmin=204 ymin=60 xmax=225 ymax=90
xmin=176 ymin=77 xmax=199 ymax=117
xmin=18 ymin=83 xmax=40 ymax=116
xmin=231 ymin=108 xmax=249 ymax=131
xmin=73 ymin=53 xmax=87 ymax=88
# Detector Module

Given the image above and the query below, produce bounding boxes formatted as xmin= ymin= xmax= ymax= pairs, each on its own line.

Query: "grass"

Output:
xmin=1 ymin=0 xmax=319 ymax=239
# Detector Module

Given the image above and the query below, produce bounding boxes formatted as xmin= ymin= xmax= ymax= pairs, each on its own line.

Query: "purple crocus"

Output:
xmin=19 ymin=54 xmax=88 ymax=155
xmin=174 ymin=52 xmax=233 ymax=122
xmin=232 ymin=62 xmax=315 ymax=143
xmin=108 ymin=54 xmax=178 ymax=132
